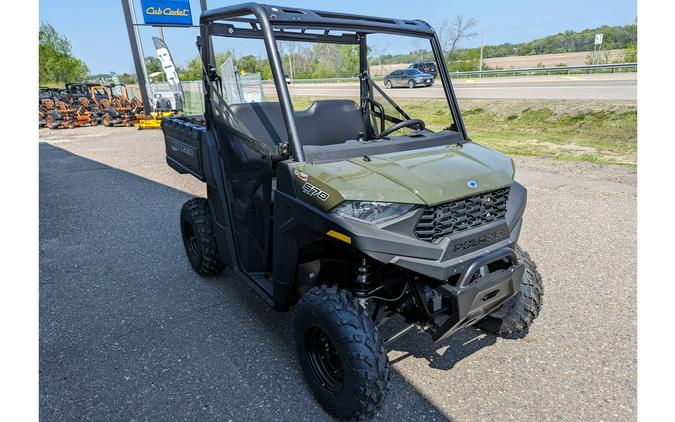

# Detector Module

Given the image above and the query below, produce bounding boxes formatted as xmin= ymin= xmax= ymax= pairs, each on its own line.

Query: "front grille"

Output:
xmin=415 ymin=187 xmax=510 ymax=242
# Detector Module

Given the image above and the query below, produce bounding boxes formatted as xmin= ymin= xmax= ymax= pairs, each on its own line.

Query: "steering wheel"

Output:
xmin=377 ymin=119 xmax=426 ymax=139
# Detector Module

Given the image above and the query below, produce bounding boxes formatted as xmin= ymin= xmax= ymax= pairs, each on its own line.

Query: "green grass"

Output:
xmin=183 ymin=90 xmax=205 ymax=115
xmin=276 ymin=96 xmax=637 ymax=166
xmin=456 ymin=103 xmax=636 ymax=166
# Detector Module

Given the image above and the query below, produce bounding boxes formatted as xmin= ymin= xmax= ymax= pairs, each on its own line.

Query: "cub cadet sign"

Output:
xmin=141 ymin=0 xmax=192 ymax=26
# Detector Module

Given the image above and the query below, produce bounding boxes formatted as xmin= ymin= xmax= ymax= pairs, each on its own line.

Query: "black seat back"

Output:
xmin=228 ymin=100 xmax=364 ymax=147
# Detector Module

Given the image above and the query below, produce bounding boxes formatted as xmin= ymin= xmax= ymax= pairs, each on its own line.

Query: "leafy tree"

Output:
xmin=624 ymin=42 xmax=637 ymax=62
xmin=39 ymin=21 xmax=89 ymax=84
xmin=446 ymin=49 xmax=481 ymax=72
xmin=144 ymin=56 xmax=165 ymax=81
xmin=177 ymin=57 xmax=202 ymax=81
xmin=237 ymin=55 xmax=260 ymax=74
xmin=340 ymin=45 xmax=360 ymax=77
xmin=118 ymin=73 xmax=137 ymax=84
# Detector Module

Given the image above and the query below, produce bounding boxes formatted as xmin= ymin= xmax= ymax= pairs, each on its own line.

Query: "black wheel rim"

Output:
xmin=182 ymin=221 xmax=200 ymax=260
xmin=305 ymin=326 xmax=344 ymax=393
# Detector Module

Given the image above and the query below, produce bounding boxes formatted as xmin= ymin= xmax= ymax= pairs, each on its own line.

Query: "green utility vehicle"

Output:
xmin=162 ymin=3 xmax=543 ymax=419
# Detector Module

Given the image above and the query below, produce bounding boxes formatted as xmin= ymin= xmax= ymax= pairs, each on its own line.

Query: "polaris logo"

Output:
xmin=293 ymin=169 xmax=308 ymax=182
xmin=452 ymin=230 xmax=504 ymax=253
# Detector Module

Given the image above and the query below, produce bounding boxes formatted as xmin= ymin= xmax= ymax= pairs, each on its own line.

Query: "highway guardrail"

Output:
xmin=262 ymin=63 xmax=637 ymax=84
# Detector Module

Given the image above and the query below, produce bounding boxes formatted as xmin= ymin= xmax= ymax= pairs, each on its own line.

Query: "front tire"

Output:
xmin=476 ymin=246 xmax=543 ymax=337
xmin=408 ymin=80 xmax=415 ymax=88
xmin=384 ymin=80 xmax=392 ymax=89
xmin=46 ymin=114 xmax=59 ymax=129
xmin=294 ymin=286 xmax=390 ymax=420
xmin=180 ymin=198 xmax=226 ymax=276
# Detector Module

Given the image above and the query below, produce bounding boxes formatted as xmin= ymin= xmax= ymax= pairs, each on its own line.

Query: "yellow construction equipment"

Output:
xmin=134 ymin=111 xmax=175 ymax=129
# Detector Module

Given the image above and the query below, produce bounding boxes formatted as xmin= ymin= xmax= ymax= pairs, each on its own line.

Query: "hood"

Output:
xmin=292 ymin=143 xmax=514 ymax=210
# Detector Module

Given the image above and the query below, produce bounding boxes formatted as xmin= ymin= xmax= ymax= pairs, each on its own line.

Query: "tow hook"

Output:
xmin=482 ymin=289 xmax=500 ymax=301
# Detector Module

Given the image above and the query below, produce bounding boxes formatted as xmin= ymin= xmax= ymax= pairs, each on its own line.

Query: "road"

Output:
xmin=39 ymin=126 xmax=636 ymax=421
xmin=265 ymin=73 xmax=637 ymax=101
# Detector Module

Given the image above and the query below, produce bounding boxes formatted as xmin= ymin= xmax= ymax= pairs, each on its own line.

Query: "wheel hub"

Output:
xmin=305 ymin=326 xmax=344 ymax=393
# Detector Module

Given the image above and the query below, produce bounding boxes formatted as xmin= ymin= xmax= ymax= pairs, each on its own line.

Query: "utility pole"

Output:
xmin=285 ymin=42 xmax=295 ymax=81
xmin=121 ymin=0 xmax=153 ymax=115
xmin=289 ymin=50 xmax=294 ymax=81
xmin=479 ymin=30 xmax=484 ymax=75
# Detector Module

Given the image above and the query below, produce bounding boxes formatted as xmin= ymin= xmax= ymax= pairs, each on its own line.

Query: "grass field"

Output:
xmin=287 ymin=96 xmax=637 ymax=166
xmin=458 ymin=99 xmax=636 ymax=166
xmin=183 ymin=89 xmax=205 ymax=115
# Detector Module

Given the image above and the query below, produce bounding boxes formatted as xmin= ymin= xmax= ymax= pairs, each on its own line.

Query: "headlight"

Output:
xmin=332 ymin=201 xmax=417 ymax=224
xmin=415 ymin=77 xmax=424 ymax=82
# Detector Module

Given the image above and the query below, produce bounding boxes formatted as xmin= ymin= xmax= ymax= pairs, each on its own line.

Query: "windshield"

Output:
xmin=91 ymin=87 xmax=106 ymax=96
xmin=205 ymin=17 xmax=463 ymax=161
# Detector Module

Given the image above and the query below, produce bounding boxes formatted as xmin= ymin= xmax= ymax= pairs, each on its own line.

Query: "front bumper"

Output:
xmin=411 ymin=79 xmax=434 ymax=87
xmin=431 ymin=247 xmax=524 ymax=341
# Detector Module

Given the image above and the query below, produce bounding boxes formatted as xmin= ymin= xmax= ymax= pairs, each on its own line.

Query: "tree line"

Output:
xmin=480 ymin=24 xmax=637 ymax=58
xmin=39 ymin=20 xmax=637 ymax=86
xmin=39 ymin=22 xmax=89 ymax=85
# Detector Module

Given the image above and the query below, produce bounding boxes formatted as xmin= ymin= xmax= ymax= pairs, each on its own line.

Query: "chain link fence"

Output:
xmin=148 ymin=70 xmax=263 ymax=116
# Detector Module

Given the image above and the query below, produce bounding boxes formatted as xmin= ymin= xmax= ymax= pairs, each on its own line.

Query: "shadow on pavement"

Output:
xmin=39 ymin=143 xmax=500 ymax=421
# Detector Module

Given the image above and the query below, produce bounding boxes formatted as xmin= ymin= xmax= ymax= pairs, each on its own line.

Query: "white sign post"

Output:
xmin=592 ymin=33 xmax=604 ymax=65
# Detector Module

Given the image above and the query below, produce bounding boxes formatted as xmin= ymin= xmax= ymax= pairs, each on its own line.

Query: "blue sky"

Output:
xmin=40 ymin=0 xmax=637 ymax=74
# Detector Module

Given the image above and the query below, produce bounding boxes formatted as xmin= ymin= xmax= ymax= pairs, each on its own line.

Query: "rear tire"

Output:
xmin=294 ymin=286 xmax=390 ymax=420
xmin=408 ymin=80 xmax=415 ymax=88
xmin=476 ymin=246 xmax=543 ymax=337
xmin=102 ymin=113 xmax=113 ymax=127
xmin=180 ymin=198 xmax=226 ymax=276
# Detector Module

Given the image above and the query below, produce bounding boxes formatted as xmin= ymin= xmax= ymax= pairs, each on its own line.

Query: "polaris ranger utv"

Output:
xmin=162 ymin=3 xmax=543 ymax=419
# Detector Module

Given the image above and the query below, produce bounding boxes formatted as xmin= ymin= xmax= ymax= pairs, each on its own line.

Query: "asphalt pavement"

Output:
xmin=39 ymin=126 xmax=636 ymax=421
xmin=267 ymin=73 xmax=637 ymax=101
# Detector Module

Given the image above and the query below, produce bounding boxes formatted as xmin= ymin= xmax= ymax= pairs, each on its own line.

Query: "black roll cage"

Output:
xmin=199 ymin=2 xmax=468 ymax=162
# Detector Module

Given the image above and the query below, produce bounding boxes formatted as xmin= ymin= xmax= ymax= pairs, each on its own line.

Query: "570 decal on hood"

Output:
xmin=301 ymin=182 xmax=330 ymax=201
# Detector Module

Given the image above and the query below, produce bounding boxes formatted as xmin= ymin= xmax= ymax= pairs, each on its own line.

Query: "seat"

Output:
xmin=56 ymin=101 xmax=74 ymax=113
xmin=229 ymin=100 xmax=365 ymax=148
xmin=42 ymin=98 xmax=55 ymax=110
